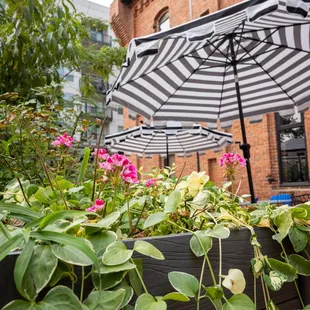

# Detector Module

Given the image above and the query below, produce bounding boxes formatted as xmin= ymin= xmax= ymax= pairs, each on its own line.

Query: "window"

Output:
xmin=64 ymin=93 xmax=74 ymax=101
xmin=117 ymin=106 xmax=123 ymax=115
xmin=276 ymin=112 xmax=309 ymax=184
xmin=90 ymin=28 xmax=111 ymax=45
xmin=200 ymin=9 xmax=209 ymax=17
xmin=158 ymin=11 xmax=169 ymax=32
xmin=118 ymin=126 xmax=124 ymax=132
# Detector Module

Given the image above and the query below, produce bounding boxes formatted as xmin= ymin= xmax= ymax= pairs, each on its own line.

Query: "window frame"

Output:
xmin=275 ymin=112 xmax=309 ymax=186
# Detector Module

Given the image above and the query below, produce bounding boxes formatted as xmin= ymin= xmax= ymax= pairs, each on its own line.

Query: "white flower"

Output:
xmin=187 ymin=171 xmax=209 ymax=197
xmin=222 ymin=269 xmax=246 ymax=294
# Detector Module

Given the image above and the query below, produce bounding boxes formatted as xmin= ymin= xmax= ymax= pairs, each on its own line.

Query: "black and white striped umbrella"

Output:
xmin=104 ymin=125 xmax=233 ymax=163
xmin=107 ymin=0 xmax=310 ymax=202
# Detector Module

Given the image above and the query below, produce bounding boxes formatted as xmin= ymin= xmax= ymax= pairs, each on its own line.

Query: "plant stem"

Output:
xmin=197 ymin=256 xmax=207 ymax=310
xmin=167 ymin=220 xmax=192 ymax=234
xmin=91 ymin=117 xmax=107 ymax=201
xmin=279 ymin=242 xmax=305 ymax=308
xmin=253 ymin=275 xmax=257 ymax=308
xmin=304 ymin=249 xmax=310 ymax=260
xmin=218 ymin=238 xmax=222 ymax=286
xmin=130 ymin=258 xmax=148 ymax=294
xmin=260 ymin=275 xmax=268 ymax=310
xmin=80 ymin=266 xmax=85 ymax=302
xmin=173 ymin=162 xmax=186 ymax=190
xmin=127 ymin=198 xmax=132 ymax=232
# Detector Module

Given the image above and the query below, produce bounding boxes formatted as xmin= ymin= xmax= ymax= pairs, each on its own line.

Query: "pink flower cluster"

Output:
xmin=86 ymin=199 xmax=105 ymax=212
xmin=51 ymin=133 xmax=74 ymax=147
xmin=95 ymin=150 xmax=139 ymax=184
xmin=219 ymin=153 xmax=246 ymax=167
xmin=145 ymin=178 xmax=158 ymax=187
xmin=93 ymin=148 xmax=109 ymax=160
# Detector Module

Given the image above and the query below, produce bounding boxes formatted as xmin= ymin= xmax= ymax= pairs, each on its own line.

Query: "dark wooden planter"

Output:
xmin=0 ymin=228 xmax=309 ymax=309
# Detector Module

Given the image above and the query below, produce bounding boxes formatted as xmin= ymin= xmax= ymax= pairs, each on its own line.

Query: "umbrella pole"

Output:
xmin=166 ymin=135 xmax=170 ymax=167
xmin=229 ymin=35 xmax=256 ymax=203
xmin=196 ymin=152 xmax=201 ymax=172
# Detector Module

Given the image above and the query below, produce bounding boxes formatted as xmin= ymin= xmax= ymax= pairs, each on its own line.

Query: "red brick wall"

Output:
xmin=110 ymin=0 xmax=310 ymax=200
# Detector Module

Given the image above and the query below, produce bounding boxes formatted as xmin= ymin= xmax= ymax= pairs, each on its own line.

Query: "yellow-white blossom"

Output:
xmin=222 ymin=269 xmax=246 ymax=294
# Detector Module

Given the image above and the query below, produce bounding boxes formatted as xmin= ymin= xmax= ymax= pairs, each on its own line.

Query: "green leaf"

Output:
xmin=292 ymin=207 xmax=308 ymax=219
xmin=289 ymin=226 xmax=308 ymax=253
xmin=39 ymin=210 xmax=97 ymax=229
xmin=22 ymin=245 xmax=58 ymax=300
xmin=267 ymin=258 xmax=297 ymax=282
xmin=205 ymin=225 xmax=230 ymax=239
xmin=289 ymin=254 xmax=310 ymax=276
xmin=135 ymin=293 xmax=167 ymax=310
xmin=2 ymin=300 xmax=39 ymax=310
xmin=55 ymin=179 xmax=74 ymax=190
xmin=68 ymin=186 xmax=84 ymax=194
xmin=0 ymin=234 xmax=23 ymax=261
xmin=303 ymin=306 xmax=310 ymax=310
xmin=96 ymin=261 xmax=136 ymax=274
xmin=51 ymin=243 xmax=94 ymax=266
xmin=164 ymin=189 xmax=181 ymax=213
xmin=102 ymin=241 xmax=133 ymax=266
xmin=143 ymin=212 xmax=167 ymax=229
xmin=263 ymin=271 xmax=287 ymax=291
xmin=0 ymin=203 xmax=40 ymax=222
xmin=40 ymin=285 xmax=84 ymax=309
xmin=82 ymin=211 xmax=120 ymax=234
xmin=168 ymin=271 xmax=199 ymax=297
xmin=129 ymin=258 xmax=143 ymax=296
xmin=35 ymin=187 xmax=50 ymax=204
xmin=112 ymin=283 xmax=134 ymax=309
xmin=77 ymin=147 xmax=90 ymax=185
xmin=161 ymin=292 xmax=190 ymax=302
xmin=14 ymin=239 xmax=35 ymax=300
xmin=273 ymin=211 xmax=293 ymax=242
xmin=84 ymin=289 xmax=126 ymax=310
xmin=205 ymin=286 xmax=223 ymax=310
xmin=251 ymin=258 xmax=264 ymax=278
xmin=134 ymin=240 xmax=164 ymax=260
xmin=223 ymin=294 xmax=255 ymax=310
xmin=190 ymin=231 xmax=212 ymax=257
xmin=30 ymin=231 xmax=99 ymax=271
xmin=92 ymin=270 xmax=127 ymax=290
xmin=87 ymin=230 xmax=117 ymax=255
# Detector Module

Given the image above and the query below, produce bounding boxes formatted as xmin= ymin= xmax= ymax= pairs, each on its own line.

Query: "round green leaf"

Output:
xmin=223 ymin=293 xmax=255 ymax=310
xmin=143 ymin=212 xmax=167 ymax=229
xmin=289 ymin=226 xmax=308 ymax=253
xmin=51 ymin=243 xmax=93 ymax=266
xmin=135 ymin=293 xmax=167 ymax=310
xmin=162 ymin=292 xmax=190 ymax=302
xmin=190 ymin=231 xmax=213 ymax=257
xmin=205 ymin=286 xmax=224 ymax=301
xmin=263 ymin=271 xmax=287 ymax=291
xmin=84 ymin=289 xmax=126 ymax=310
xmin=92 ymin=271 xmax=127 ymax=290
xmin=40 ymin=285 xmax=84 ymax=309
xmin=289 ymin=254 xmax=310 ymax=276
xmin=134 ymin=240 xmax=165 ymax=260
xmin=87 ymin=230 xmax=117 ymax=255
xmin=164 ymin=189 xmax=181 ymax=213
xmin=267 ymin=258 xmax=297 ymax=282
xmin=168 ymin=271 xmax=199 ymax=297
xmin=102 ymin=241 xmax=133 ymax=266
xmin=206 ymin=225 xmax=230 ymax=239
xmin=22 ymin=245 xmax=58 ymax=300
xmin=2 ymin=300 xmax=40 ymax=310
xmin=96 ymin=261 xmax=136 ymax=274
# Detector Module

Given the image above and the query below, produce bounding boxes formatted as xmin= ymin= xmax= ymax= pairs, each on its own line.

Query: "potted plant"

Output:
xmin=0 ymin=129 xmax=309 ymax=310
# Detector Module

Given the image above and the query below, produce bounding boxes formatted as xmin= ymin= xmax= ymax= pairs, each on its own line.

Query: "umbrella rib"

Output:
xmin=175 ymin=133 xmax=187 ymax=155
xmin=237 ymin=27 xmax=282 ymax=63
xmin=237 ymin=33 xmax=310 ymax=56
xmin=153 ymin=37 xmax=228 ymax=115
xmin=233 ymin=36 xmax=296 ymax=105
xmin=141 ymin=130 xmax=160 ymax=155
xmin=239 ymin=46 xmax=282 ymax=63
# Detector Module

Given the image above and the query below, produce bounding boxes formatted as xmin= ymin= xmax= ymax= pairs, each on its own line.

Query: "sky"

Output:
xmin=89 ymin=0 xmax=114 ymax=7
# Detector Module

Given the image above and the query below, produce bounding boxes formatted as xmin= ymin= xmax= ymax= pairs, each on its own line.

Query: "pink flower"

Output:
xmin=219 ymin=153 xmax=246 ymax=167
xmin=86 ymin=199 xmax=105 ymax=212
xmin=111 ymin=154 xmax=130 ymax=167
xmin=146 ymin=178 xmax=158 ymax=187
xmin=93 ymin=148 xmax=109 ymax=160
xmin=121 ymin=164 xmax=139 ymax=184
xmin=51 ymin=133 xmax=74 ymax=147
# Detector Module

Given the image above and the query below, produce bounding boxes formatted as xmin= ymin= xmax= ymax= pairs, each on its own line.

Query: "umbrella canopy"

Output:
xmin=104 ymin=125 xmax=233 ymax=160
xmin=107 ymin=0 xmax=310 ymax=128
xmin=107 ymin=0 xmax=310 ymax=202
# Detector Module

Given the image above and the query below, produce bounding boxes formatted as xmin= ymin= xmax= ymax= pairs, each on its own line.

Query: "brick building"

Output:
xmin=109 ymin=0 xmax=310 ymax=200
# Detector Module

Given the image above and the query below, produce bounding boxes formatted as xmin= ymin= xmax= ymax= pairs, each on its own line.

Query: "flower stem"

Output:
xmin=80 ymin=266 xmax=85 ymax=302
xmin=197 ymin=256 xmax=207 ymax=310
xmin=127 ymin=198 xmax=132 ymax=232
xmin=130 ymin=258 xmax=148 ymax=294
